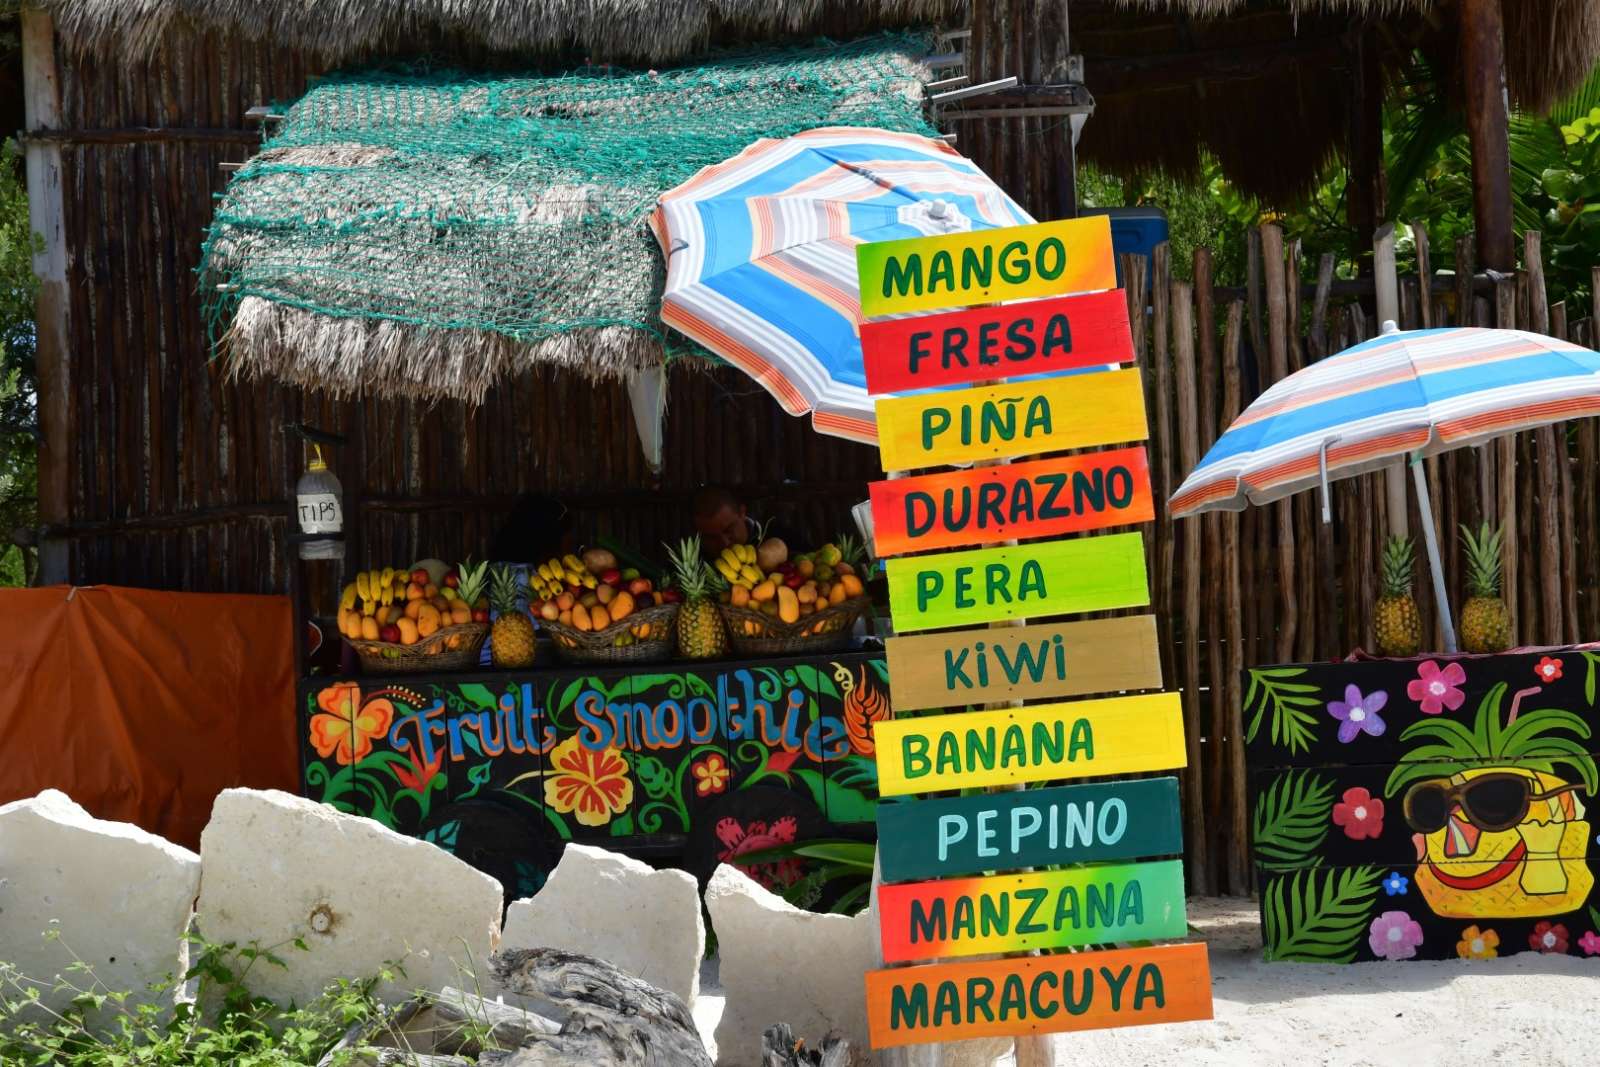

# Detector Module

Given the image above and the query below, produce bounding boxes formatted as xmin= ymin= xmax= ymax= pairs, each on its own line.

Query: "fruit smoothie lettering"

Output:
xmin=388 ymin=683 xmax=555 ymax=767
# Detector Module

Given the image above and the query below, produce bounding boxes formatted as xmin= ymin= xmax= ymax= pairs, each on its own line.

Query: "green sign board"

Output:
xmin=876 ymin=777 xmax=1184 ymax=883
xmin=884 ymin=532 xmax=1149 ymax=633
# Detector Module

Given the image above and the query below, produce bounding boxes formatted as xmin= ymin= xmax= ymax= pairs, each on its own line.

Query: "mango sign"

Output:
xmin=860 ymin=289 xmax=1134 ymax=395
xmin=856 ymin=217 xmax=1116 ymax=318
xmin=869 ymin=448 xmax=1153 ymax=557
xmin=884 ymin=612 xmax=1161 ymax=712
xmin=885 ymin=533 xmax=1148 ymax=633
xmin=874 ymin=367 xmax=1148 ymax=472
xmin=864 ymin=943 xmax=1213 ymax=1048
xmin=876 ymin=778 xmax=1184 ymax=882
xmin=872 ymin=692 xmax=1185 ymax=796
xmin=877 ymin=860 xmax=1187 ymax=963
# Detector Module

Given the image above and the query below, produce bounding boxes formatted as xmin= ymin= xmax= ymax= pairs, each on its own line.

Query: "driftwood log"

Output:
xmin=481 ymin=947 xmax=712 ymax=1067
xmin=760 ymin=1023 xmax=851 ymax=1067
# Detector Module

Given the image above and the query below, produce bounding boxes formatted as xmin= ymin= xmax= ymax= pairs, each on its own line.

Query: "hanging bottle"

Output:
xmin=295 ymin=443 xmax=344 ymax=560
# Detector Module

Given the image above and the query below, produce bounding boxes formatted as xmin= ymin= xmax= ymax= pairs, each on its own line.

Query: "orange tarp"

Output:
xmin=0 ymin=585 xmax=297 ymax=848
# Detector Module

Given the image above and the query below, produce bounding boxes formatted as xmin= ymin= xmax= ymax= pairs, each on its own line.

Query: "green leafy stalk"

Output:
xmin=1244 ymin=667 xmax=1322 ymax=754
xmin=1262 ymin=866 xmax=1383 ymax=963
xmin=1252 ymin=769 xmax=1335 ymax=872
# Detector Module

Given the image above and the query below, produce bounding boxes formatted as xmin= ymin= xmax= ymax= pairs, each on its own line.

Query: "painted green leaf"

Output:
xmin=1244 ymin=667 xmax=1321 ymax=754
xmin=1262 ymin=866 xmax=1382 ymax=963
xmin=1253 ymin=769 xmax=1335 ymax=871
xmin=421 ymin=819 xmax=460 ymax=851
xmin=792 ymin=769 xmax=877 ymax=824
xmin=635 ymin=755 xmax=675 ymax=800
xmin=456 ymin=683 xmax=499 ymax=710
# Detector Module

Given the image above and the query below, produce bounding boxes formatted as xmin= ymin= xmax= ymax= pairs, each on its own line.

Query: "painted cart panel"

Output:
xmin=1243 ymin=649 xmax=1600 ymax=962
xmin=298 ymin=652 xmax=892 ymax=897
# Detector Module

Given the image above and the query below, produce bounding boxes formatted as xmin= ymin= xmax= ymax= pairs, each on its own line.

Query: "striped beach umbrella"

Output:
xmin=650 ymin=127 xmax=1033 ymax=442
xmin=1170 ymin=323 xmax=1600 ymax=651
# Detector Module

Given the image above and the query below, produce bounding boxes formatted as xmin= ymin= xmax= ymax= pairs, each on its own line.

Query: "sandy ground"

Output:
xmin=696 ymin=896 xmax=1600 ymax=1066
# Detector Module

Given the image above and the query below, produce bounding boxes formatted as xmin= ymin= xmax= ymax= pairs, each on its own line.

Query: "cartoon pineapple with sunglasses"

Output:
xmin=1386 ymin=681 xmax=1597 ymax=918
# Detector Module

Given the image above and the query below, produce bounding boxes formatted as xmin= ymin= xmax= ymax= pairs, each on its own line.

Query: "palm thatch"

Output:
xmin=38 ymin=0 xmax=961 ymax=64
xmin=200 ymin=35 xmax=935 ymax=403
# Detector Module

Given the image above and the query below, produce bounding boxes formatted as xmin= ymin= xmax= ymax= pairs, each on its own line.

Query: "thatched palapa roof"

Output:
xmin=199 ymin=35 xmax=935 ymax=403
xmin=39 ymin=0 xmax=961 ymax=63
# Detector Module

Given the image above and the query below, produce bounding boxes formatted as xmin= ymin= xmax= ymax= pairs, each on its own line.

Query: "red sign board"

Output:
xmin=869 ymin=447 xmax=1153 ymax=557
xmin=860 ymin=288 xmax=1133 ymax=396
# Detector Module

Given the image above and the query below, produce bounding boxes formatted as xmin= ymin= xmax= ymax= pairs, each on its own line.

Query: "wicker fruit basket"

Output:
xmin=348 ymin=622 xmax=489 ymax=674
xmin=540 ymin=602 xmax=680 ymax=665
xmin=717 ymin=595 xmax=871 ymax=656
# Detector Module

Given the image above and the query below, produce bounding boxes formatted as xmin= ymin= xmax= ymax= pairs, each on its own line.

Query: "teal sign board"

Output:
xmin=875 ymin=776 xmax=1183 ymax=883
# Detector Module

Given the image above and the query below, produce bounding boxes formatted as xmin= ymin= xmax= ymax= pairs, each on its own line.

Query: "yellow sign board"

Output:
xmin=856 ymin=217 xmax=1117 ymax=318
xmin=872 ymin=692 xmax=1186 ymax=796
xmin=874 ymin=367 xmax=1148 ymax=472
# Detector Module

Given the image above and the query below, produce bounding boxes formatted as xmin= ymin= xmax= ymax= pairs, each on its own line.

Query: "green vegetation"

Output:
xmin=1 ymin=135 xmax=37 ymax=588
xmin=1262 ymin=865 xmax=1382 ymax=963
xmin=1251 ymin=769 xmax=1335 ymax=873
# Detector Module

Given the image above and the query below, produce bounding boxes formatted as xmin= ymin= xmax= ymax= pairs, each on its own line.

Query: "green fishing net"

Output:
xmin=200 ymin=33 xmax=936 ymax=398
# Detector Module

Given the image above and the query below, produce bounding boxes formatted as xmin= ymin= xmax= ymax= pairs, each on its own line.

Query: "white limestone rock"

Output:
xmin=195 ymin=788 xmax=502 ymax=1006
xmin=0 ymin=789 xmax=200 ymax=1020
xmin=501 ymin=843 xmax=703 ymax=1005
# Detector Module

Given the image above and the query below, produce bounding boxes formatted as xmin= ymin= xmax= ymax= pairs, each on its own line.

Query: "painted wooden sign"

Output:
xmin=856 ymin=216 xmax=1117 ymax=319
xmin=877 ymin=860 xmax=1188 ymax=963
xmin=876 ymin=777 xmax=1183 ymax=883
xmin=884 ymin=614 xmax=1161 ymax=712
xmin=873 ymin=692 xmax=1185 ymax=796
xmin=864 ymin=942 xmax=1213 ymax=1048
xmin=885 ymin=532 xmax=1148 ymax=633
xmin=1243 ymin=649 xmax=1600 ymax=962
xmin=874 ymin=367 xmax=1148 ymax=472
xmin=860 ymin=289 xmax=1134 ymax=395
xmin=869 ymin=448 xmax=1153 ymax=557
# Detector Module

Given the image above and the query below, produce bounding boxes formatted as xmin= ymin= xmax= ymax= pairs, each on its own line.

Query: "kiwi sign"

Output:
xmin=854 ymin=218 xmax=1210 ymax=1050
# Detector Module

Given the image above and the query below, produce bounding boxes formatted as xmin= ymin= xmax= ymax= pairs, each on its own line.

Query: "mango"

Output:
xmin=590 ymin=604 xmax=611 ymax=630
xmin=777 ymin=585 xmax=800 ymax=624
xmin=840 ymin=574 xmax=864 ymax=598
xmin=396 ymin=617 xmax=419 ymax=645
xmin=752 ymin=579 xmax=778 ymax=602
xmin=610 ymin=591 xmax=635 ymax=621
xmin=730 ymin=584 xmax=752 ymax=608
xmin=572 ymin=603 xmax=592 ymax=631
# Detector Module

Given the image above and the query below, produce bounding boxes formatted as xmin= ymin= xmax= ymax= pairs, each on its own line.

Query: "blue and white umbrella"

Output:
xmin=650 ymin=126 xmax=1032 ymax=442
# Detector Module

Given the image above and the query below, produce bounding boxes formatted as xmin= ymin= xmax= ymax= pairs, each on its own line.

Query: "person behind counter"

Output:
xmin=691 ymin=485 xmax=809 ymax=554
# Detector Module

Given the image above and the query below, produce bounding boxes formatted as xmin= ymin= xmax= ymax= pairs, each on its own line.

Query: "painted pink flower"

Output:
xmin=1332 ymin=786 xmax=1385 ymax=840
xmin=1578 ymin=931 xmax=1600 ymax=957
xmin=1534 ymin=656 xmax=1564 ymax=683
xmin=717 ymin=816 xmax=803 ymax=889
xmin=1368 ymin=911 xmax=1424 ymax=960
xmin=1406 ymin=660 xmax=1467 ymax=715
xmin=1530 ymin=922 xmax=1570 ymax=954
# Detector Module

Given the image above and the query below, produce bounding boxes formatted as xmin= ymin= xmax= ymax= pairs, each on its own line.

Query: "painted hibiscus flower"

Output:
xmin=1406 ymin=660 xmax=1466 ymax=715
xmin=1368 ymin=911 xmax=1423 ymax=960
xmin=308 ymin=683 xmax=394 ymax=765
xmin=1579 ymin=931 xmax=1600 ymax=957
xmin=1457 ymin=925 xmax=1499 ymax=960
xmin=543 ymin=736 xmax=633 ymax=827
xmin=1327 ymin=685 xmax=1387 ymax=742
xmin=1534 ymin=656 xmax=1564 ymax=683
xmin=1529 ymin=921 xmax=1570 ymax=955
xmin=1332 ymin=787 xmax=1385 ymax=840
xmin=691 ymin=753 xmax=730 ymax=796
xmin=717 ymin=815 xmax=804 ymax=889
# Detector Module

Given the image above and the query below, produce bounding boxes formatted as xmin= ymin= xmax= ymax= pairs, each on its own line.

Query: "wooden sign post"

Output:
xmin=856 ymin=214 xmax=1212 ymax=1061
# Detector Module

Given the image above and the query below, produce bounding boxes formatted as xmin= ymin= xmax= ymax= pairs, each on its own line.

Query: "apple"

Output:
xmin=472 ymin=608 xmax=490 ymax=623
xmin=540 ymin=601 xmax=560 ymax=621
xmin=621 ymin=567 xmax=641 ymax=581
xmin=596 ymin=584 xmax=616 ymax=605
xmin=600 ymin=568 xmax=622 ymax=586
xmin=784 ymin=573 xmax=804 ymax=589
xmin=444 ymin=572 xmax=459 ymax=589
xmin=659 ymin=589 xmax=684 ymax=604
xmin=410 ymin=568 xmax=429 ymax=585
xmin=628 ymin=577 xmax=652 ymax=596
xmin=379 ymin=624 xmax=401 ymax=643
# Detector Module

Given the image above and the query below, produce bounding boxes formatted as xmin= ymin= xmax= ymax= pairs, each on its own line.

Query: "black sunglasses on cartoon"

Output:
xmin=1402 ymin=772 xmax=1583 ymax=835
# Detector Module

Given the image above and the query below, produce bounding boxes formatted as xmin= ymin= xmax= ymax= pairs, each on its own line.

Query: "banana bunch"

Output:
xmin=531 ymin=554 xmax=597 ymax=599
xmin=712 ymin=543 xmax=764 ymax=589
xmin=343 ymin=567 xmax=406 ymax=617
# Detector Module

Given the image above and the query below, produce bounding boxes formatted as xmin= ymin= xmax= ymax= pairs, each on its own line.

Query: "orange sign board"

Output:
xmin=864 ymin=943 xmax=1213 ymax=1048
xmin=868 ymin=447 xmax=1153 ymax=557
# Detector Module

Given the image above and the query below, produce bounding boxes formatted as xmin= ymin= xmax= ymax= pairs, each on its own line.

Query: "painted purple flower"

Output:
xmin=1406 ymin=660 xmax=1467 ymax=715
xmin=1328 ymin=685 xmax=1388 ymax=743
xmin=1368 ymin=911 xmax=1424 ymax=961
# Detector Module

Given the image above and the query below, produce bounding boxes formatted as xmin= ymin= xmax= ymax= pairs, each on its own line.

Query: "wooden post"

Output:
xmin=1374 ymin=225 xmax=1410 ymax=541
xmin=21 ymin=10 xmax=71 ymax=584
xmin=1261 ymin=224 xmax=1298 ymax=662
xmin=1220 ymin=301 xmax=1250 ymax=893
xmin=1461 ymin=0 xmax=1515 ymax=270
xmin=1346 ymin=28 xmax=1386 ymax=265
xmin=1171 ymin=281 xmax=1209 ymax=895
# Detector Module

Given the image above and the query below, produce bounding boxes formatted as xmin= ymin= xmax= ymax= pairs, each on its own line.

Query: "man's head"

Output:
xmin=693 ymin=486 xmax=749 ymax=552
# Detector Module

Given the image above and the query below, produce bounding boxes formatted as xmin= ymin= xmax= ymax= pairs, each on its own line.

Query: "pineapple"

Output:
xmin=1374 ymin=537 xmax=1422 ymax=656
xmin=488 ymin=564 xmax=536 ymax=668
xmin=457 ymin=558 xmax=490 ymax=621
xmin=1458 ymin=522 xmax=1511 ymax=653
xmin=667 ymin=538 xmax=728 ymax=660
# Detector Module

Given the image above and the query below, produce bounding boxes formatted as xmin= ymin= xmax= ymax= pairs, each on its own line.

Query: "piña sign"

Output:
xmin=855 ymin=213 xmax=1212 ymax=1052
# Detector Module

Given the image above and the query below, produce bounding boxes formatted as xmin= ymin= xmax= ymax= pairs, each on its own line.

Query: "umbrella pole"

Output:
xmin=1409 ymin=453 xmax=1459 ymax=654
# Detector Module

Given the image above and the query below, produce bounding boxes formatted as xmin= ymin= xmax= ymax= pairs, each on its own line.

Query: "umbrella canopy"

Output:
xmin=650 ymin=127 xmax=1033 ymax=442
xmin=1170 ymin=326 xmax=1600 ymax=519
